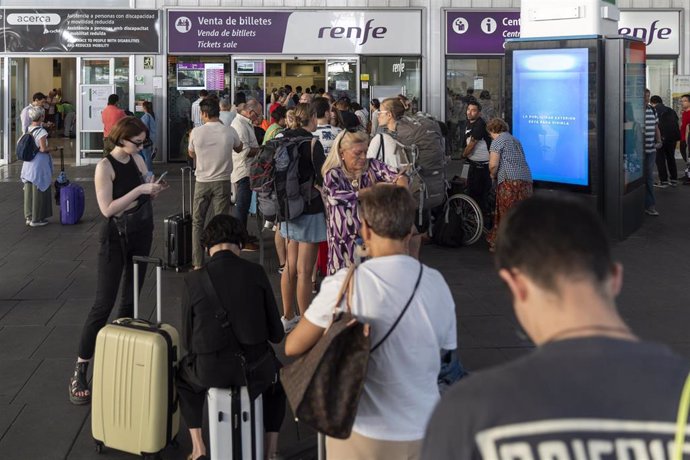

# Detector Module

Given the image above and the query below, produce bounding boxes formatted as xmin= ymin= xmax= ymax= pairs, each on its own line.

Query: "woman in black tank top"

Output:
xmin=69 ymin=116 xmax=168 ymax=405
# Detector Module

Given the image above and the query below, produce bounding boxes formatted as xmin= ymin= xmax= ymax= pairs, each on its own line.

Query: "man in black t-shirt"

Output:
xmin=463 ymin=101 xmax=492 ymax=217
xmin=422 ymin=196 xmax=690 ymax=460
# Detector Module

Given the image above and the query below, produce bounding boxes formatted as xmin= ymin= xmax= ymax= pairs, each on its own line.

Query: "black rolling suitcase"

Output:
xmin=164 ymin=167 xmax=193 ymax=272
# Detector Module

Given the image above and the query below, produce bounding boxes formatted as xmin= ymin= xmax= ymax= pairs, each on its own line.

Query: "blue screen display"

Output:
xmin=512 ymin=48 xmax=590 ymax=186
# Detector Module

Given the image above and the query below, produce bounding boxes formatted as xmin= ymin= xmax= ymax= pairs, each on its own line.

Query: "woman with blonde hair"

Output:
xmin=276 ymin=103 xmax=327 ymax=333
xmin=321 ymin=129 xmax=407 ymax=274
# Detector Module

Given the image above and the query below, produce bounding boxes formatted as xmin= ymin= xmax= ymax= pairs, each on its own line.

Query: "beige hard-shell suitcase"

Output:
xmin=91 ymin=256 xmax=180 ymax=458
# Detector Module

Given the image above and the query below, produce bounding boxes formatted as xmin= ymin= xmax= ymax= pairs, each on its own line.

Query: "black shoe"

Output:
xmin=68 ymin=361 xmax=91 ymax=405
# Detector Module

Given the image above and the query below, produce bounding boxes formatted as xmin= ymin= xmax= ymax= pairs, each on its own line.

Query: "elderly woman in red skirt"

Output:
xmin=486 ymin=118 xmax=533 ymax=251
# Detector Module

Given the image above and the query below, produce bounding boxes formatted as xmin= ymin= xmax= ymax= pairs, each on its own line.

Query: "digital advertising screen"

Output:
xmin=623 ymin=41 xmax=646 ymax=190
xmin=176 ymin=63 xmax=226 ymax=91
xmin=235 ymin=60 xmax=265 ymax=75
xmin=512 ymin=48 xmax=591 ymax=187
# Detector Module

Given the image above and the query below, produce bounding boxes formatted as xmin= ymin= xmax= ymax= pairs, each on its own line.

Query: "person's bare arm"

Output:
xmin=94 ymin=159 xmax=162 ymax=218
xmin=489 ymin=151 xmax=500 ymax=179
xmin=463 ymin=138 xmax=477 ymax=158
xmin=284 ymin=318 xmax=325 ymax=356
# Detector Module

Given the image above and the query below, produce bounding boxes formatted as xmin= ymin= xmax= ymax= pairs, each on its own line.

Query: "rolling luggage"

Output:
xmin=92 ymin=256 xmax=180 ymax=458
xmin=60 ymin=183 xmax=85 ymax=225
xmin=164 ymin=167 xmax=193 ymax=271
xmin=54 ymin=146 xmax=69 ymax=205
xmin=207 ymin=387 xmax=264 ymax=460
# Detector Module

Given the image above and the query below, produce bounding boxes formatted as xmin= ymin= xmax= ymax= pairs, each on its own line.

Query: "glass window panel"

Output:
xmin=646 ymin=59 xmax=677 ymax=111
xmin=114 ymin=57 xmax=130 ymax=111
xmin=82 ymin=59 xmax=110 ymax=85
xmin=360 ymin=56 xmax=421 ymax=113
xmin=327 ymin=60 xmax=358 ymax=104
xmin=446 ymin=58 xmax=503 ymax=157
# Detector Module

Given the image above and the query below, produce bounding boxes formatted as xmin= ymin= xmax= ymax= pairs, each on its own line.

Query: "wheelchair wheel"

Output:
xmin=446 ymin=193 xmax=483 ymax=245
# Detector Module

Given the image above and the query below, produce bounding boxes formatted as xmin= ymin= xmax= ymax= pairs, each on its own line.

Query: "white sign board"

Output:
xmin=81 ymin=85 xmax=115 ymax=132
xmin=282 ymin=11 xmax=422 ymax=55
xmin=618 ymin=10 xmax=680 ymax=56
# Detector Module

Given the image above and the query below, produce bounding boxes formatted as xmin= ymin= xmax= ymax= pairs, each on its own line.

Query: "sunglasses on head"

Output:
xmin=336 ymin=128 xmax=361 ymax=152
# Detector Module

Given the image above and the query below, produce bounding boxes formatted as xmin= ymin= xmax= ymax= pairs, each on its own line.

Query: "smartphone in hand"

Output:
xmin=155 ymin=171 xmax=168 ymax=184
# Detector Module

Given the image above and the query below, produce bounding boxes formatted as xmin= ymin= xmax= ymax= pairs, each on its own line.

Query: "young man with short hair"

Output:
xmin=188 ymin=98 xmax=243 ymax=269
xmin=20 ymin=92 xmax=48 ymax=134
xmin=422 ymin=195 xmax=690 ymax=460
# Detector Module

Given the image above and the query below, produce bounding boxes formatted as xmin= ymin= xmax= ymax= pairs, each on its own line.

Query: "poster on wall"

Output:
xmin=2 ymin=9 xmax=160 ymax=53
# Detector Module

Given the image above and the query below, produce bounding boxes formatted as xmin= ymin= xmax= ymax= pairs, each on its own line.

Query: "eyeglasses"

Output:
xmin=377 ymin=110 xmax=390 ymax=116
xmin=127 ymin=138 xmax=151 ymax=149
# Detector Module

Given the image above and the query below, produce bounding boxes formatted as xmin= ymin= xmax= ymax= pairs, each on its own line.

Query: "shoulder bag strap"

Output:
xmin=334 ymin=265 xmax=356 ymax=315
xmin=200 ymin=268 xmax=244 ymax=352
xmin=371 ymin=262 xmax=424 ymax=353
xmin=377 ymin=133 xmax=385 ymax=163
xmin=673 ymin=371 xmax=690 ymax=460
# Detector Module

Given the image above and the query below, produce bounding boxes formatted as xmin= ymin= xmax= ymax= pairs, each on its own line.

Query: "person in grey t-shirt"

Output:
xmin=422 ymin=195 xmax=690 ymax=460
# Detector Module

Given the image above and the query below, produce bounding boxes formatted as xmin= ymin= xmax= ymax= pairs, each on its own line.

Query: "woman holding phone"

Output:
xmin=68 ymin=116 xmax=168 ymax=405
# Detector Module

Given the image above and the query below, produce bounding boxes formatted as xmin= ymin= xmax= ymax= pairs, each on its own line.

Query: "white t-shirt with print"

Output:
xmin=304 ymin=255 xmax=457 ymax=441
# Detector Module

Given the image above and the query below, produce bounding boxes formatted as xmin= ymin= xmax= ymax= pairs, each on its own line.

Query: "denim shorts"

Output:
xmin=280 ymin=212 xmax=327 ymax=243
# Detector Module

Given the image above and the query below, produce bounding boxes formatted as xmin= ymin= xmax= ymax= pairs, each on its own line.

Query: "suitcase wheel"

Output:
xmin=94 ymin=441 xmax=103 ymax=454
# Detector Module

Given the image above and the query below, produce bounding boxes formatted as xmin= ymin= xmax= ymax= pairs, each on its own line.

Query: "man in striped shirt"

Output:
xmin=644 ymin=89 xmax=662 ymax=216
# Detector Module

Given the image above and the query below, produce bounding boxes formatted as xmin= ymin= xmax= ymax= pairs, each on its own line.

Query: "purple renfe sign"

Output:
xmin=169 ymin=11 xmax=291 ymax=53
xmin=446 ymin=11 xmax=520 ymax=55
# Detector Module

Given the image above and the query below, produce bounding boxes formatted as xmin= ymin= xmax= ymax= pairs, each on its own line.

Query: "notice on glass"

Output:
xmin=336 ymin=80 xmax=349 ymax=91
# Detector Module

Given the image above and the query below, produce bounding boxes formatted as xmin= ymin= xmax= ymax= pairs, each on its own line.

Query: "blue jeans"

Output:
xmin=233 ymin=176 xmax=251 ymax=229
xmin=644 ymin=151 xmax=656 ymax=209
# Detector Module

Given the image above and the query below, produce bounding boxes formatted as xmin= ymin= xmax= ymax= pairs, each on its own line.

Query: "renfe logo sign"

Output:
xmin=618 ymin=11 xmax=679 ymax=55
xmin=446 ymin=9 xmax=680 ymax=56
xmin=168 ymin=10 xmax=421 ymax=55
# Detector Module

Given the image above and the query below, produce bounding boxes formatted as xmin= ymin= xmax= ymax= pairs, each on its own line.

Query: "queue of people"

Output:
xmin=63 ymin=86 xmax=690 ymax=460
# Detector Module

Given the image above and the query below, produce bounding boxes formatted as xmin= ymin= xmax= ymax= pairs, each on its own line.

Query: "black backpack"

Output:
xmin=432 ymin=201 xmax=465 ymax=248
xmin=16 ymin=127 xmax=41 ymax=162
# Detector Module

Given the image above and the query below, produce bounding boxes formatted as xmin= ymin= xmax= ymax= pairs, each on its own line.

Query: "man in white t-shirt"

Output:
xmin=191 ymin=90 xmax=208 ymax=128
xmin=230 ymin=102 xmax=261 ymax=242
xmin=286 ymin=184 xmax=457 ymax=460
xmin=188 ymin=98 xmax=242 ymax=269
xmin=311 ymin=97 xmax=341 ymax=155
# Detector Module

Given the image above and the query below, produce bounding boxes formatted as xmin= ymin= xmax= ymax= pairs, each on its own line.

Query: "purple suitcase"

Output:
xmin=60 ymin=183 xmax=85 ymax=225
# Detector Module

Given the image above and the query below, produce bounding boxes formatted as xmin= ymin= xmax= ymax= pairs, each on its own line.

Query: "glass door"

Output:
xmin=8 ymin=58 xmax=27 ymax=165
xmin=326 ymin=58 xmax=359 ymax=103
xmin=77 ymin=57 xmax=132 ymax=164
xmin=232 ymin=57 xmax=266 ymax=108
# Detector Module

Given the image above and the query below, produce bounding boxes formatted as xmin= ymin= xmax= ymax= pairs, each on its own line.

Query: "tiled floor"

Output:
xmin=0 ymin=159 xmax=688 ymax=459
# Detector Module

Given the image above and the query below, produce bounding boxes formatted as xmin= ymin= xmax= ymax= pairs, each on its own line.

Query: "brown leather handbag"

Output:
xmin=280 ymin=262 xmax=423 ymax=439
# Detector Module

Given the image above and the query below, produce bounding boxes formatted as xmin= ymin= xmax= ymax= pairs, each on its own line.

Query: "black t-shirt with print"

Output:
xmin=422 ymin=337 xmax=690 ymax=460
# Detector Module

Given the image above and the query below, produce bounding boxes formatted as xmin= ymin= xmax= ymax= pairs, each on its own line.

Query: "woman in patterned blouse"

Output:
xmin=321 ymin=129 xmax=408 ymax=274
xmin=486 ymin=118 xmax=533 ymax=252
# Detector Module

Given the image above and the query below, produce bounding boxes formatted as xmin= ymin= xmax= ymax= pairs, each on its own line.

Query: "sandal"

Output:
xmin=69 ymin=361 xmax=91 ymax=405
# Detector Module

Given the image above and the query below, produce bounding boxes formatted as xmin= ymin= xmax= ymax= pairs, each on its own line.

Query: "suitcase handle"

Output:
xmin=133 ymin=257 xmax=164 ymax=323
xmin=181 ymin=166 xmax=192 ymax=215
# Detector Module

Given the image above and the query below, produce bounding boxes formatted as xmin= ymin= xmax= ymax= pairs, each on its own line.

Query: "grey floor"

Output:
xmin=0 ymin=158 xmax=688 ymax=459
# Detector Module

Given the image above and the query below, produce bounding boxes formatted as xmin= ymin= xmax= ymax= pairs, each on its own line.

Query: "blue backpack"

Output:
xmin=16 ymin=127 xmax=41 ymax=162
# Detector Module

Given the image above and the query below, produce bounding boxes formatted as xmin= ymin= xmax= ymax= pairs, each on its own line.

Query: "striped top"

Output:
xmin=644 ymin=105 xmax=657 ymax=154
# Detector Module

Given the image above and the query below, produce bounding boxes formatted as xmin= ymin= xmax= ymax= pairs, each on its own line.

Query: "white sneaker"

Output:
xmin=281 ymin=315 xmax=300 ymax=333
xmin=29 ymin=220 xmax=49 ymax=227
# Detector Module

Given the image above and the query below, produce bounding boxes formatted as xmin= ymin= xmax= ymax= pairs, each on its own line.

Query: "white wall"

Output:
xmin=28 ymin=60 xmax=53 ymax=98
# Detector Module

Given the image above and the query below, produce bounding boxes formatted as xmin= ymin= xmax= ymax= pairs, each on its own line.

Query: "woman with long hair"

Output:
xmin=321 ymin=129 xmax=407 ymax=274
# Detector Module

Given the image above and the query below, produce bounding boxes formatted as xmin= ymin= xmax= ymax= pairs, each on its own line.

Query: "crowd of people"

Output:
xmin=55 ymin=83 xmax=690 ymax=460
